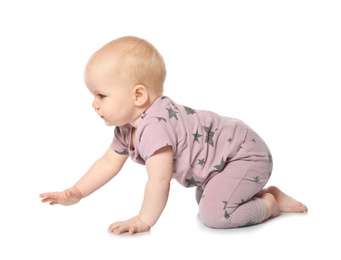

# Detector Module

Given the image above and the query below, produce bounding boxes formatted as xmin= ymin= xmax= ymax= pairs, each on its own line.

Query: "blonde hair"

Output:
xmin=85 ymin=36 xmax=166 ymax=96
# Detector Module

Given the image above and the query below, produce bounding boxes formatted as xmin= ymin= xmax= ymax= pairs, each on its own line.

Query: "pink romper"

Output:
xmin=111 ymin=96 xmax=273 ymax=228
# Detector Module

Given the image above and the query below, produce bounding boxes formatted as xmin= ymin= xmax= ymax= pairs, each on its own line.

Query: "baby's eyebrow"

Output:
xmin=92 ymin=89 xmax=102 ymax=94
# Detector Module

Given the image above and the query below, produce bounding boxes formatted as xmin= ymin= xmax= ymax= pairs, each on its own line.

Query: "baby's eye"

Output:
xmin=98 ymin=94 xmax=106 ymax=99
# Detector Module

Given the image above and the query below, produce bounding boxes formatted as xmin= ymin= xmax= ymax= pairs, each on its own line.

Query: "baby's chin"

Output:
xmin=102 ymin=117 xmax=125 ymax=127
xmin=104 ymin=122 xmax=115 ymax=127
xmin=102 ymin=118 xmax=114 ymax=126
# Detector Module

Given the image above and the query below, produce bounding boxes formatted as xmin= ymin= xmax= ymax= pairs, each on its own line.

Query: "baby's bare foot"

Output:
xmin=266 ymin=186 xmax=308 ymax=213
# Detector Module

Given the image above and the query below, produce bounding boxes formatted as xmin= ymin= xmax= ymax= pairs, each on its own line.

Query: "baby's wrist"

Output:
xmin=72 ymin=185 xmax=84 ymax=199
xmin=136 ymin=215 xmax=151 ymax=228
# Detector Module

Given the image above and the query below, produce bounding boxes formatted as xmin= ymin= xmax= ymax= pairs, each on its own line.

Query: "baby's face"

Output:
xmin=84 ymin=65 xmax=137 ymax=127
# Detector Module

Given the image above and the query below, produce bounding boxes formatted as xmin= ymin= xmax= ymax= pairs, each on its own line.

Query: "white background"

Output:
xmin=1 ymin=0 xmax=340 ymax=259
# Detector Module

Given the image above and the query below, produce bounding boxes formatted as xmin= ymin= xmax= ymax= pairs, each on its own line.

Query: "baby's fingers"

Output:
xmin=39 ymin=193 xmax=58 ymax=204
xmin=108 ymin=221 xmax=123 ymax=234
xmin=128 ymin=225 xmax=138 ymax=235
xmin=108 ymin=221 xmax=135 ymax=235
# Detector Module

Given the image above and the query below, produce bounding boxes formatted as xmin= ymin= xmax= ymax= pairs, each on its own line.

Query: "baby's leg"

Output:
xmin=198 ymin=159 xmax=270 ymax=228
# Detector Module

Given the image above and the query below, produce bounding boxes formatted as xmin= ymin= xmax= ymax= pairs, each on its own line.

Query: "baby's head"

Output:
xmin=84 ymin=36 xmax=166 ymax=98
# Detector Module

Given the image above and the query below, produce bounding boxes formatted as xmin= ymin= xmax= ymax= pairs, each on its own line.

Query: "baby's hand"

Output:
xmin=40 ymin=187 xmax=82 ymax=206
xmin=108 ymin=216 xmax=150 ymax=235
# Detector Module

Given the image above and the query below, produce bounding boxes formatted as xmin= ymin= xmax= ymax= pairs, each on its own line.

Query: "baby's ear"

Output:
xmin=132 ymin=84 xmax=148 ymax=106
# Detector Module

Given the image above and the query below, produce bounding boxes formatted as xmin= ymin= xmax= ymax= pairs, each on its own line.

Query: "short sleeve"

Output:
xmin=136 ymin=118 xmax=179 ymax=161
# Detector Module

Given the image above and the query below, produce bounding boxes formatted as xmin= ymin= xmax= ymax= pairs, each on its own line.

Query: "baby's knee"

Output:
xmin=198 ymin=198 xmax=267 ymax=229
xmin=198 ymin=202 xmax=238 ymax=229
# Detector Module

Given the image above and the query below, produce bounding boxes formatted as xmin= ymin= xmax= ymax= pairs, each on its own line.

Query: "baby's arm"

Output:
xmin=108 ymin=146 xmax=173 ymax=235
xmin=40 ymin=147 xmax=128 ymax=205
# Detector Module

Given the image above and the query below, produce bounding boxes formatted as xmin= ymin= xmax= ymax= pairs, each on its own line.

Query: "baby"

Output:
xmin=40 ymin=36 xmax=308 ymax=235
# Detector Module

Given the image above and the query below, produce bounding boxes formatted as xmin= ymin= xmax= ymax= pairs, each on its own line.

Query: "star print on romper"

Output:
xmin=214 ymin=157 xmax=227 ymax=172
xmin=192 ymin=130 xmax=202 ymax=143
xmin=135 ymin=154 xmax=143 ymax=161
xmin=253 ymin=176 xmax=260 ymax=183
xmin=114 ymin=149 xmax=129 ymax=155
xmin=115 ymin=126 xmax=121 ymax=136
xmin=185 ymin=177 xmax=201 ymax=187
xmin=203 ymin=124 xmax=216 ymax=147
xmin=268 ymin=152 xmax=273 ymax=164
xmin=198 ymin=158 xmax=205 ymax=166
xmin=166 ymin=107 xmax=178 ymax=120
xmin=245 ymin=220 xmax=255 ymax=226
xmin=184 ymin=106 xmax=196 ymax=115
xmin=155 ymin=116 xmax=167 ymax=123
xmin=223 ymin=202 xmax=231 ymax=219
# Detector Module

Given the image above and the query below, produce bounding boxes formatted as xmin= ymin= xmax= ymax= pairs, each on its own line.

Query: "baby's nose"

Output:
xmin=92 ymin=100 xmax=99 ymax=111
